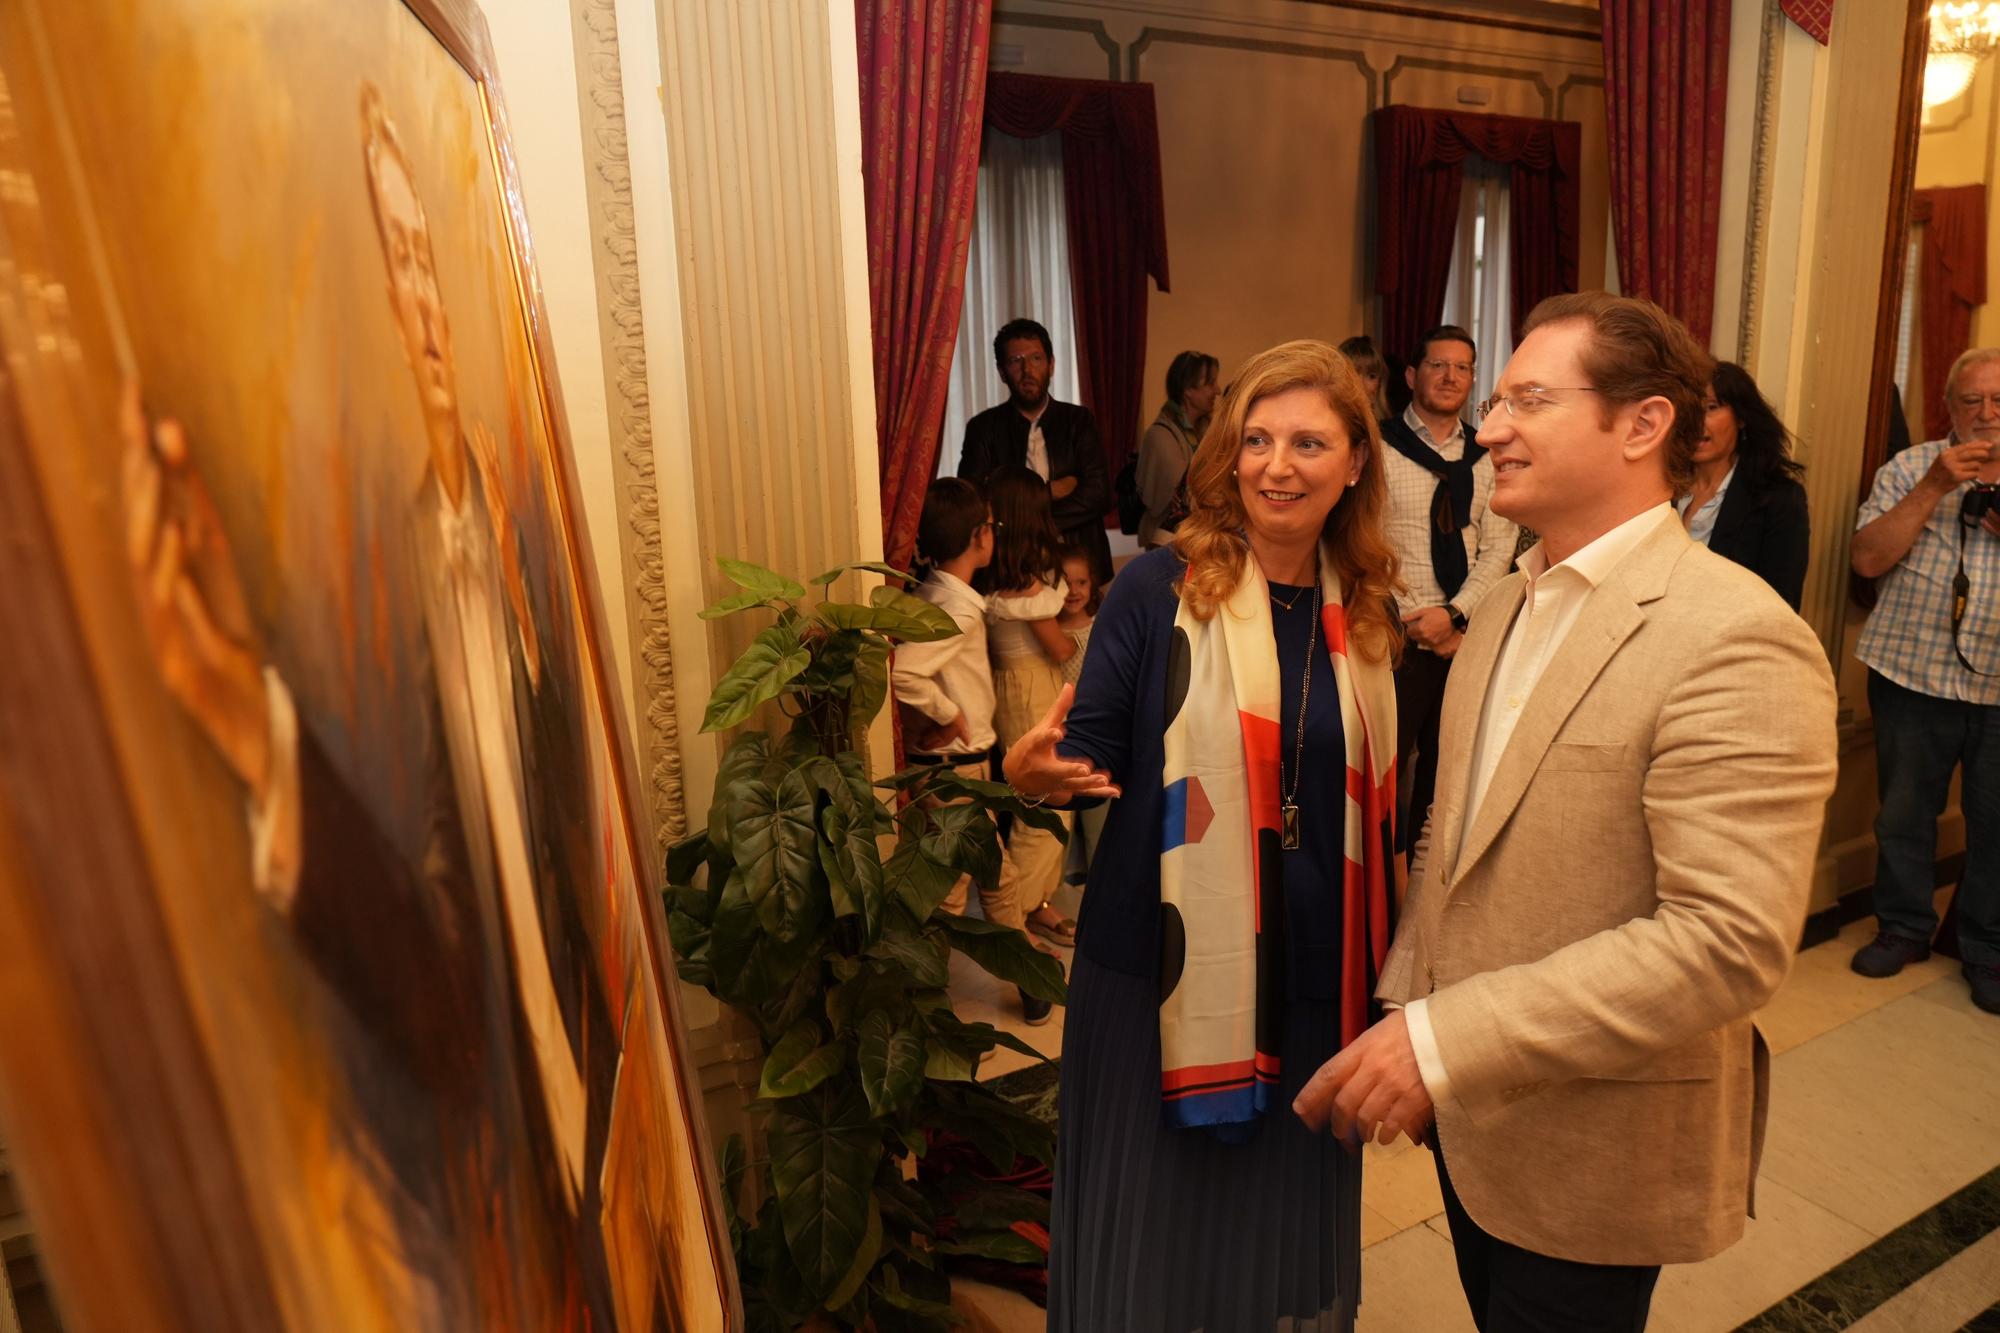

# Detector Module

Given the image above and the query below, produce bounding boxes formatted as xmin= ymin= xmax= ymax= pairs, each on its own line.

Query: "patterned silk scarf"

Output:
xmin=1157 ymin=546 xmax=1398 ymax=1130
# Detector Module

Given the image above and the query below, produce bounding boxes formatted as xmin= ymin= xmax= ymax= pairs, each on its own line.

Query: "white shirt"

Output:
xmin=889 ymin=571 xmax=996 ymax=753
xmin=1674 ymin=462 xmax=1736 ymax=547
xmin=986 ymin=578 xmax=1067 ymax=663
xmin=1403 ymin=503 xmax=1680 ymax=1108
xmin=1024 ymin=403 xmax=1051 ymax=480
xmin=1382 ymin=405 xmax=1519 ymax=617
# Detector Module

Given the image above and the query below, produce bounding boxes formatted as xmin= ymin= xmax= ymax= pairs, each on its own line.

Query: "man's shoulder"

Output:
xmin=965 ymin=403 xmax=1016 ymax=433
xmin=1047 ymin=398 xmax=1097 ymax=429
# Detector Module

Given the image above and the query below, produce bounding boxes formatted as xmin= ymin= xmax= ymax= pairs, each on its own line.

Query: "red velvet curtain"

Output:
xmin=858 ymin=0 xmax=993 ymax=571
xmin=1780 ymin=0 xmax=1833 ymax=44
xmin=1913 ymin=185 xmax=1989 ymax=442
xmin=985 ymin=72 xmax=1171 ymax=500
xmin=1602 ymin=0 xmax=1731 ymax=345
xmin=1373 ymin=106 xmax=1583 ymax=362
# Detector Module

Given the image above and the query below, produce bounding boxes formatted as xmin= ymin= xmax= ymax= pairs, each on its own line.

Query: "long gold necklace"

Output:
xmin=1278 ymin=568 xmax=1320 ymax=851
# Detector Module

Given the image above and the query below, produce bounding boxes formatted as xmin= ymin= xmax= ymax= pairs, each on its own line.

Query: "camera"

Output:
xmin=1968 ymin=482 xmax=2000 ymax=524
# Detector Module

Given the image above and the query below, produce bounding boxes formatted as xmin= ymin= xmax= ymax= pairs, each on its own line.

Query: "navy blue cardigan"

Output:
xmin=1058 ymin=548 xmax=1350 ymax=999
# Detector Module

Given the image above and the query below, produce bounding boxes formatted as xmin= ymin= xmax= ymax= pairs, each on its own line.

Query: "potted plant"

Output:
xmin=665 ymin=559 xmax=1068 ymax=1331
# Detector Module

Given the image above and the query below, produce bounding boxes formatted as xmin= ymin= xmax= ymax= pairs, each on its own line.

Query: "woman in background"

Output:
xmin=1136 ymin=350 xmax=1222 ymax=549
xmin=1337 ymin=335 xmax=1390 ymax=421
xmin=1679 ymin=359 xmax=1811 ymax=609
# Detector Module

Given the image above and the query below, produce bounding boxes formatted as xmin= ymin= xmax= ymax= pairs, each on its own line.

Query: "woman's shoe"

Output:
xmin=1027 ymin=904 xmax=1077 ymax=946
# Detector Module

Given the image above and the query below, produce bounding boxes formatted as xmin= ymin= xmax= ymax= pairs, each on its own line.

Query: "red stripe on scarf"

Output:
xmin=1240 ymin=710 xmax=1281 ymax=932
xmin=1162 ymin=1058 xmax=1258 ymax=1093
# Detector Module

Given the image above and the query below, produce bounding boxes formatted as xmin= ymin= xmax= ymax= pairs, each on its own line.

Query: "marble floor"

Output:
xmin=950 ymin=889 xmax=2000 ymax=1332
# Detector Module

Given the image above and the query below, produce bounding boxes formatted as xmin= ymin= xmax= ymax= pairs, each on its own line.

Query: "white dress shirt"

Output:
xmin=890 ymin=570 xmax=997 ymax=753
xmin=986 ymin=578 xmax=1067 ymax=663
xmin=1024 ymin=403 xmax=1051 ymax=480
xmin=1402 ymin=503 xmax=1680 ymax=1108
xmin=1674 ymin=462 xmax=1736 ymax=547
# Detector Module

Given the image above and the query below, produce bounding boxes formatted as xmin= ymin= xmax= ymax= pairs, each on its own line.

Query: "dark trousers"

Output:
xmin=1868 ymin=670 xmax=2000 ymax=967
xmin=1394 ymin=646 xmax=1452 ymax=861
xmin=1434 ymin=1146 xmax=1661 ymax=1332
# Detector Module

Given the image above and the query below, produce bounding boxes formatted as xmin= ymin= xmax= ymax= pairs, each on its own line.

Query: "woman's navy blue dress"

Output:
xmin=1046 ymin=548 xmax=1362 ymax=1332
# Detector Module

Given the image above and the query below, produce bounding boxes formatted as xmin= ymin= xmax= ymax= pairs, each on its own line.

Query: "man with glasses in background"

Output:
xmin=1380 ymin=324 xmax=1519 ymax=868
xmin=1849 ymin=347 xmax=2000 ymax=1014
xmin=959 ymin=317 xmax=1113 ymax=584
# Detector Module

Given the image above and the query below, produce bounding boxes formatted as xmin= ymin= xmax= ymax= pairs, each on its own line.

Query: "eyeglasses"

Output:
xmin=1476 ymin=386 xmax=1605 ymax=422
xmin=977 ymin=518 xmax=1004 ymax=533
xmin=1003 ymin=352 xmax=1050 ymax=371
xmin=1421 ymin=359 xmax=1475 ymax=377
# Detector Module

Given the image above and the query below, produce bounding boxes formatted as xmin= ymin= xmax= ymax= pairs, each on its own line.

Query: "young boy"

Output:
xmin=891 ymin=478 xmax=1055 ymax=1024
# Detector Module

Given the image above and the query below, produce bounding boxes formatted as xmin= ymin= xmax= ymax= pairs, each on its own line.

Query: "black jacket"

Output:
xmin=1707 ymin=472 xmax=1810 ymax=611
xmin=958 ymin=398 xmax=1113 ymax=580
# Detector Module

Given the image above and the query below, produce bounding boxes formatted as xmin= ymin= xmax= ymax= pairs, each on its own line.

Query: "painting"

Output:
xmin=0 ymin=0 xmax=736 ymax=1329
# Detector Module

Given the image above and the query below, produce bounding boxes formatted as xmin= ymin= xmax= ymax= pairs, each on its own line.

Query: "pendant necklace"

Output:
xmin=1279 ymin=567 xmax=1320 ymax=851
xmin=1270 ymin=583 xmax=1309 ymax=612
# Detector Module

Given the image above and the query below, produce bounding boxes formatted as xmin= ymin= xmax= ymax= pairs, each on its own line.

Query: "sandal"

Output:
xmin=1027 ymin=903 xmax=1078 ymax=946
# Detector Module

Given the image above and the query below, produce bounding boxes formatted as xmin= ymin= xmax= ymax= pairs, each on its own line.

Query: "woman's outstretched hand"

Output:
xmin=1003 ymin=683 xmax=1121 ymax=802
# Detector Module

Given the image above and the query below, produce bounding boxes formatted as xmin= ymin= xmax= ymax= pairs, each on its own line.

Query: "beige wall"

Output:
xmin=993 ymin=0 xmax=1607 ymax=407
xmin=1915 ymin=58 xmax=2000 ymax=362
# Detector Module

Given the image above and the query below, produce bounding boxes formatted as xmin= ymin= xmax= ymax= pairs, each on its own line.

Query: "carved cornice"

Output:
xmin=573 ymin=0 xmax=688 ymax=845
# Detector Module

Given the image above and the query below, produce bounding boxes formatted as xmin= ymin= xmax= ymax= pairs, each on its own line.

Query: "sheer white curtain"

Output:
xmin=938 ymin=128 xmax=1082 ymax=477
xmin=1439 ymin=156 xmax=1514 ymax=414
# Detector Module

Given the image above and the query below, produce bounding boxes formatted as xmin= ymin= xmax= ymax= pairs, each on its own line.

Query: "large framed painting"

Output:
xmin=0 ymin=0 xmax=737 ymax=1329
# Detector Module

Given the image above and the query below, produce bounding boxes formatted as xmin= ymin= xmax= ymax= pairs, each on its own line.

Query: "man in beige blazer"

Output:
xmin=1295 ymin=292 xmax=1838 ymax=1329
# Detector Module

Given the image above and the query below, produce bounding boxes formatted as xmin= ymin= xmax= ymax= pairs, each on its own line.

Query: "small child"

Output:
xmin=889 ymin=478 xmax=1053 ymax=1024
xmin=1055 ymin=542 xmax=1101 ymax=688
xmin=1055 ymin=543 xmax=1107 ymax=887
xmin=982 ymin=467 xmax=1078 ymax=952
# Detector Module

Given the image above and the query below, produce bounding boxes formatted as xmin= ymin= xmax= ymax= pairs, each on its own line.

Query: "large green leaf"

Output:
xmin=945 ymin=1178 xmax=1049 ymax=1232
xmin=767 ymin=1081 xmax=885 ymax=1303
xmin=709 ymin=868 xmax=819 ymax=1010
xmin=936 ymin=1230 xmax=1045 ymax=1265
xmin=760 ymin=1018 xmax=848 ymax=1100
xmin=709 ymin=732 xmax=773 ymax=852
xmin=797 ymin=757 xmax=884 ymax=944
xmin=702 ymin=557 xmax=808 ymax=618
xmin=825 ymin=966 xmax=908 ymax=1038
xmin=916 ymin=768 xmax=1070 ymax=838
xmin=926 ymin=1008 xmax=1049 ymax=1067
xmin=849 ymin=636 xmax=892 ymax=734
xmin=881 ymin=842 xmax=960 ymax=920
xmin=935 ymin=914 xmax=1066 ymax=1002
xmin=922 ymin=1081 xmax=1055 ymax=1171
xmin=874 ymin=1265 xmax=963 ymax=1324
xmin=857 ymin=1010 xmax=927 ymax=1117
xmin=703 ymin=623 xmax=812 ymax=732
xmin=665 ymin=832 xmax=711 ymax=889
xmin=818 ymin=587 xmax=959 ymax=643
xmin=811 ymin=560 xmax=916 ymax=588
xmin=864 ymin=917 xmax=950 ymax=989
xmin=823 ymin=1192 xmax=883 ymax=1312
xmin=730 ymin=767 xmax=825 ymax=944
xmin=917 ymin=803 xmax=1000 ymax=892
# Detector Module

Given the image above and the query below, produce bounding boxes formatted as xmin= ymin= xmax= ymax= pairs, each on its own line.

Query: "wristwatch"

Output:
xmin=1445 ymin=604 xmax=1469 ymax=634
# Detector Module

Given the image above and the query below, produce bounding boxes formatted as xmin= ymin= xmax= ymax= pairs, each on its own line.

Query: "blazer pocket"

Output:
xmin=1541 ymin=741 xmax=1631 ymax=772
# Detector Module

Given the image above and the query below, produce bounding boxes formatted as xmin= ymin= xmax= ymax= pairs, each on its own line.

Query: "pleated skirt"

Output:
xmin=1046 ymin=955 xmax=1362 ymax=1333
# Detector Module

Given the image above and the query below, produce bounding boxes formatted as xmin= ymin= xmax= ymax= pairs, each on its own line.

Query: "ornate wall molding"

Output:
xmin=992 ymin=11 xmax=1122 ymax=80
xmin=1382 ymin=55 xmax=1556 ymax=117
xmin=1738 ymin=0 xmax=1784 ymax=369
xmin=571 ymin=0 xmax=688 ymax=847
xmin=1554 ymin=71 xmax=1602 ymax=121
xmin=1128 ymin=29 xmax=1378 ymax=110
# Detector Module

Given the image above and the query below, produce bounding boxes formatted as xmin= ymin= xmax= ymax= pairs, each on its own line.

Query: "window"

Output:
xmin=938 ymin=129 xmax=1083 ymax=478
xmin=1894 ymin=227 xmax=1922 ymax=405
xmin=1438 ymin=156 xmax=1513 ymax=413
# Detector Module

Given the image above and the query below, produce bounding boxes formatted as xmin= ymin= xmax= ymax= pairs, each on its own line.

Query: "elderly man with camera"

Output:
xmin=1851 ymin=347 xmax=2000 ymax=1014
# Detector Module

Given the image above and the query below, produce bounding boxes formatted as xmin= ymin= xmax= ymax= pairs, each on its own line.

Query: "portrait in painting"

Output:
xmin=0 ymin=1 xmax=733 ymax=1330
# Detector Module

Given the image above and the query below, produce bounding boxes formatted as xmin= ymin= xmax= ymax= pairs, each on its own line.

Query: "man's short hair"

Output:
xmin=993 ymin=318 xmax=1054 ymax=369
xmin=1945 ymin=347 xmax=2000 ymax=404
xmin=1521 ymin=291 xmax=1714 ymax=490
xmin=1413 ymin=324 xmax=1477 ymax=366
xmin=917 ymin=477 xmax=986 ymax=565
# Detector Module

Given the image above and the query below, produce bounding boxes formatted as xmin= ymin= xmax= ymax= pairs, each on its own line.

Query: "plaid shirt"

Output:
xmin=1854 ymin=439 xmax=2000 ymax=705
xmin=1381 ymin=406 xmax=1519 ymax=616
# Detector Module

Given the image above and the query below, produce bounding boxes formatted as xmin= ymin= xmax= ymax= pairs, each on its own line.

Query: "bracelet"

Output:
xmin=1010 ymin=785 xmax=1050 ymax=808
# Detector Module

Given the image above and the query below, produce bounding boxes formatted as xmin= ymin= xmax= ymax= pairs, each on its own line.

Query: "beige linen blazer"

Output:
xmin=1378 ymin=516 xmax=1838 ymax=1267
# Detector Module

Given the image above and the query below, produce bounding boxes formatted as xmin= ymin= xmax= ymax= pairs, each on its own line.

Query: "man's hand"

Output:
xmin=1924 ymin=440 xmax=1995 ymax=494
xmin=1985 ymin=508 xmax=2000 ymax=539
xmin=1050 ymin=475 xmax=1079 ymax=500
xmin=1402 ymin=605 xmax=1453 ymax=651
xmin=1293 ymin=1009 xmax=1434 ymax=1147
xmin=1002 ymin=683 xmax=1119 ymax=802
xmin=120 ymin=382 xmax=274 ymax=797
xmin=1433 ymin=629 xmax=1464 ymax=660
xmin=917 ymin=711 xmax=970 ymax=752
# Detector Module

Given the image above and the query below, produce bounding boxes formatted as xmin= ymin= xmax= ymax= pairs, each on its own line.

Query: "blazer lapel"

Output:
xmin=1425 ymin=575 xmax=1522 ymax=879
xmin=1450 ymin=519 xmax=1688 ymax=886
